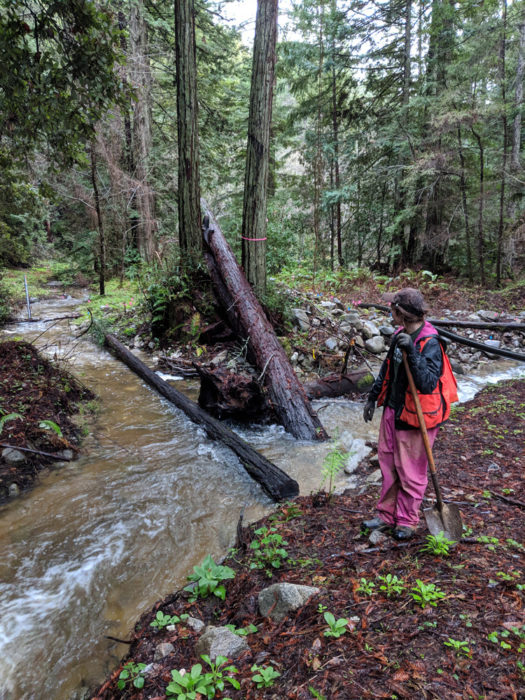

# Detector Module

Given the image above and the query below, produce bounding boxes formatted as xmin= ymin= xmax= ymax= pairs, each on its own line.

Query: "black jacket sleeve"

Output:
xmin=368 ymin=356 xmax=389 ymax=404
xmin=405 ymin=336 xmax=443 ymax=394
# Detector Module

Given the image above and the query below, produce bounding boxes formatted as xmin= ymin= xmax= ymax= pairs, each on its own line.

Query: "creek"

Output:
xmin=0 ymin=293 xmax=522 ymax=700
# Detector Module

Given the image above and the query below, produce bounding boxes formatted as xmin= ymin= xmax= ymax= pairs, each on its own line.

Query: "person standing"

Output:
xmin=362 ymin=288 xmax=458 ymax=540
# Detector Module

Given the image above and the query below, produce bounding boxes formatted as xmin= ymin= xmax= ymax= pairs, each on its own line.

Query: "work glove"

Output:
xmin=396 ymin=332 xmax=414 ymax=352
xmin=363 ymin=400 xmax=375 ymax=422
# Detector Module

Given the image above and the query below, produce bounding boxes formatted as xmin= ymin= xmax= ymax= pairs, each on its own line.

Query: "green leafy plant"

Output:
xmin=410 ymin=579 xmax=446 ymax=608
xmin=476 ymin=535 xmax=499 ymax=551
xmin=251 ymin=663 xmax=281 ymax=689
xmin=420 ymin=531 xmax=456 ymax=557
xmin=320 ymin=440 xmax=347 ymax=496
xmin=0 ymin=412 xmax=22 ymax=434
xmin=150 ymin=611 xmax=189 ymax=629
xmin=356 ymin=577 xmax=375 ymax=596
xmin=323 ymin=611 xmax=349 ymax=638
xmin=38 ymin=419 xmax=63 ymax=437
xmin=117 ymin=661 xmax=147 ymax=691
xmin=166 ymin=663 xmax=214 ymax=698
xmin=377 ymin=573 xmax=406 ymax=597
xmin=444 ymin=638 xmax=472 ymax=657
xmin=225 ymin=623 xmax=258 ymax=636
xmin=200 ymin=654 xmax=240 ymax=694
xmin=309 ymin=687 xmax=327 ymax=700
xmin=249 ymin=526 xmax=289 ymax=575
xmin=184 ymin=554 xmax=235 ymax=602
xmin=269 ymin=500 xmax=303 ymax=523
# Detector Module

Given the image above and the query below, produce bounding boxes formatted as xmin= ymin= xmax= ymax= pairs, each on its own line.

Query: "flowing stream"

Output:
xmin=0 ymin=294 xmax=522 ymax=700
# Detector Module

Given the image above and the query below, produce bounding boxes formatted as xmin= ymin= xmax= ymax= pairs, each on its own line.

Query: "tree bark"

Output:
xmin=90 ymin=141 xmax=105 ymax=296
xmin=130 ymin=0 xmax=156 ymax=262
xmin=104 ymin=333 xmax=299 ymax=501
xmin=511 ymin=18 xmax=525 ymax=171
xmin=241 ymin=0 xmax=278 ymax=297
xmin=175 ymin=0 xmax=202 ymax=265
xmin=203 ymin=200 xmax=328 ymax=441
xmin=471 ymin=126 xmax=486 ymax=285
xmin=456 ymin=125 xmax=473 ymax=281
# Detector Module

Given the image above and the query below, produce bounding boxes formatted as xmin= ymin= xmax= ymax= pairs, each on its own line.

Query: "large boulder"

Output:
xmin=258 ymin=582 xmax=319 ymax=623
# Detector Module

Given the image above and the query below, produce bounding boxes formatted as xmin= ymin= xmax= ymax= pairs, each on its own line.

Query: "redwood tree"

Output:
xmin=241 ymin=0 xmax=279 ymax=297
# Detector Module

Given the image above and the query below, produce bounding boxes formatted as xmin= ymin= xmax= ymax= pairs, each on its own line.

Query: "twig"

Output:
xmin=74 ymin=309 xmax=93 ymax=339
xmin=0 ymin=443 xmax=74 ymax=461
xmin=489 ymin=491 xmax=525 ymax=509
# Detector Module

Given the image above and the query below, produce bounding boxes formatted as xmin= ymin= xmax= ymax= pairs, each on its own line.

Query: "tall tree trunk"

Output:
xmin=313 ymin=3 xmax=325 ymax=284
xmin=456 ymin=125 xmax=473 ymax=281
xmin=496 ymin=0 xmax=508 ymax=286
xmin=241 ymin=0 xmax=278 ymax=298
xmin=175 ymin=0 xmax=202 ymax=266
xmin=90 ymin=142 xmax=106 ymax=297
xmin=329 ymin=10 xmax=343 ymax=267
xmin=130 ymin=0 xmax=156 ymax=262
xmin=472 ymin=126 xmax=486 ymax=286
xmin=511 ymin=17 xmax=525 ymax=171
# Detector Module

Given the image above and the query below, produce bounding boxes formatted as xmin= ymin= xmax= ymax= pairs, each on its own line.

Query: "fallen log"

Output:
xmin=201 ymin=200 xmax=328 ymax=441
xmin=104 ymin=333 xmax=299 ymax=501
xmin=304 ymin=370 xmax=374 ymax=400
xmin=0 ymin=443 xmax=74 ymax=461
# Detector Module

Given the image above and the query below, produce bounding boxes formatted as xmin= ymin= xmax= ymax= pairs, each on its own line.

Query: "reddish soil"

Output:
xmin=93 ymin=379 xmax=525 ymax=700
xmin=0 ymin=340 xmax=95 ymax=501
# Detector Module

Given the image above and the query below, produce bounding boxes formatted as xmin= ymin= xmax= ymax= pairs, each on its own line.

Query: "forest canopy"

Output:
xmin=0 ymin=0 xmax=524 ymax=288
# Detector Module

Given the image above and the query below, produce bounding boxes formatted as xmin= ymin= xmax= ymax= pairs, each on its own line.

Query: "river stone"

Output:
xmin=319 ymin=300 xmax=336 ymax=311
xmin=341 ymin=312 xmax=361 ymax=323
xmin=153 ymin=642 xmax=175 ymax=661
xmin=354 ymin=336 xmax=365 ymax=348
xmin=1 ymin=448 xmax=25 ymax=465
xmin=55 ymin=449 xmax=74 ymax=461
xmin=339 ymin=322 xmax=352 ymax=334
xmin=185 ymin=616 xmax=205 ymax=633
xmin=369 ymin=529 xmax=389 ymax=546
xmin=366 ymin=469 xmax=382 ymax=484
xmin=379 ymin=325 xmax=395 ymax=337
xmin=477 ymin=309 xmax=499 ymax=321
xmin=195 ymin=626 xmax=248 ymax=660
xmin=8 ymin=483 xmax=20 ymax=498
xmin=361 ymin=321 xmax=381 ymax=339
xmin=258 ymin=583 xmax=320 ymax=623
xmin=449 ymin=358 xmax=465 ymax=375
xmin=344 ymin=439 xmax=372 ymax=474
xmin=292 ymin=308 xmax=310 ymax=331
xmin=324 ymin=337 xmax=340 ymax=352
xmin=365 ymin=336 xmax=386 ymax=354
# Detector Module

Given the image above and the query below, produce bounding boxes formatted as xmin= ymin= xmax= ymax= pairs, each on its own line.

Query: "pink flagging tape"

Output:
xmin=241 ymin=236 xmax=267 ymax=241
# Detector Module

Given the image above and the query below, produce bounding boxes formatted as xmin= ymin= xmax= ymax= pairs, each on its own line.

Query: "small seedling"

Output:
xmin=377 ymin=573 xmax=406 ymax=597
xmin=251 ymin=663 xmax=281 ymax=688
xmin=200 ymin=654 xmax=240 ymax=693
xmin=117 ymin=661 xmax=147 ymax=691
xmin=356 ymin=577 xmax=375 ymax=596
xmin=249 ymin=526 xmax=289 ymax=575
xmin=166 ymin=664 xmax=213 ymax=698
xmin=309 ymin=687 xmax=327 ymax=700
xmin=319 ymin=439 xmax=347 ymax=497
xmin=150 ymin=611 xmax=189 ymax=629
xmin=444 ymin=638 xmax=471 ymax=657
xmin=418 ymin=620 xmax=437 ymax=631
xmin=317 ymin=603 xmax=328 ymax=614
xmin=323 ymin=611 xmax=349 ymax=638
xmin=420 ymin=532 xmax=456 ymax=556
xmin=225 ymin=623 xmax=258 ymax=636
xmin=476 ymin=535 xmax=499 ymax=551
xmin=184 ymin=554 xmax=235 ymax=602
xmin=410 ymin=579 xmax=446 ymax=608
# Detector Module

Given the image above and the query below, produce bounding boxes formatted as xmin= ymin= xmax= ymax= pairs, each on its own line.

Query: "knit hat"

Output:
xmin=383 ymin=287 xmax=428 ymax=319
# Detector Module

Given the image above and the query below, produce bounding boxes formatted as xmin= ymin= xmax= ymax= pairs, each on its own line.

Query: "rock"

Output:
xmin=379 ymin=325 xmax=395 ymax=337
xmin=467 ymin=313 xmax=481 ymax=321
xmin=186 ymin=616 xmax=205 ymax=633
xmin=341 ymin=312 xmax=361 ymax=324
xmin=195 ymin=626 xmax=249 ymax=660
xmin=449 ymin=358 xmax=465 ymax=375
xmin=1 ymin=448 xmax=25 ymax=465
xmin=331 ymin=308 xmax=344 ymax=317
xmin=484 ymin=339 xmax=501 ymax=349
xmin=364 ymin=336 xmax=386 ymax=354
xmin=369 ymin=530 xmax=388 ymax=545
xmin=333 ymin=297 xmax=344 ymax=310
xmin=311 ymin=317 xmax=321 ymax=328
xmin=292 ymin=308 xmax=310 ymax=331
xmin=344 ymin=439 xmax=372 ymax=474
xmin=354 ymin=336 xmax=365 ymax=349
xmin=148 ymin=341 xmax=156 ymax=350
xmin=339 ymin=322 xmax=352 ymax=334
xmin=210 ymin=350 xmax=228 ymax=367
xmin=361 ymin=321 xmax=381 ymax=340
xmin=133 ymin=335 xmax=145 ymax=349
xmin=258 ymin=582 xmax=320 ymax=623
xmin=366 ymin=469 xmax=382 ymax=484
xmin=54 ymin=449 xmax=74 ymax=461
xmin=476 ymin=309 xmax=499 ymax=321
xmin=324 ymin=337 xmax=340 ymax=352
xmin=8 ymin=483 xmax=20 ymax=498
xmin=290 ymin=351 xmax=299 ymax=365
xmin=319 ymin=301 xmax=336 ymax=311
xmin=153 ymin=642 xmax=175 ymax=661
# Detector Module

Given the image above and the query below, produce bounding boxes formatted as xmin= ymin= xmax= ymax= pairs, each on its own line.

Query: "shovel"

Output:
xmin=402 ymin=352 xmax=463 ymax=541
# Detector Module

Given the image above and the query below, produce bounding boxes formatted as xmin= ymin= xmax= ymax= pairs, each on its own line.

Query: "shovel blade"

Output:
xmin=423 ymin=502 xmax=463 ymax=541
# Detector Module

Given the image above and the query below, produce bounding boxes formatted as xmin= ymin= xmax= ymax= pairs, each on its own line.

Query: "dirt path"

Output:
xmin=93 ymin=378 xmax=525 ymax=700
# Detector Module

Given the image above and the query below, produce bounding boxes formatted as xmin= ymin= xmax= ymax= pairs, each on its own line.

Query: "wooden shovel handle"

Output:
xmin=402 ymin=352 xmax=445 ymax=510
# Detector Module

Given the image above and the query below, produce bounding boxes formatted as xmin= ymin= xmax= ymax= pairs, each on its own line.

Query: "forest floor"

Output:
xmin=92 ymin=378 xmax=525 ymax=700
xmin=0 ymin=340 xmax=95 ymax=501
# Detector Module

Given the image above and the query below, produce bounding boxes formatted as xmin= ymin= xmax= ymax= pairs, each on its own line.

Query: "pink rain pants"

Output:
xmin=376 ymin=406 xmax=439 ymax=528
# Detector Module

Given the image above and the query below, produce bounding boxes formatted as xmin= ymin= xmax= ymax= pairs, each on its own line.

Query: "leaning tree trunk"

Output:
xmin=203 ymin=200 xmax=328 ymax=441
xmin=241 ymin=0 xmax=278 ymax=297
xmin=90 ymin=141 xmax=106 ymax=296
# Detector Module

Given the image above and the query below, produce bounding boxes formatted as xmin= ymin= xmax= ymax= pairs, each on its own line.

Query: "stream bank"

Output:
xmin=93 ymin=378 xmax=525 ymax=700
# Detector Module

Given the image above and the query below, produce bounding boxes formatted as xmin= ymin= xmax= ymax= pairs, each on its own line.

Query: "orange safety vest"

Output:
xmin=377 ymin=334 xmax=458 ymax=429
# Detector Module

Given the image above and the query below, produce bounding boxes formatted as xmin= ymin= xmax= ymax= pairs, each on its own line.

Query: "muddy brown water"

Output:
xmin=0 ymin=294 xmax=522 ymax=700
